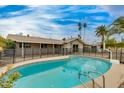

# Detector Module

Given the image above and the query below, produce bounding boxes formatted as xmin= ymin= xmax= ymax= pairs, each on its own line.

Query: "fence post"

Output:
xmin=120 ymin=48 xmax=123 ymax=63
xmin=92 ymin=79 xmax=95 ymax=88
xmin=62 ymin=48 xmax=63 ymax=55
xmin=116 ymin=48 xmax=118 ymax=60
xmin=46 ymin=48 xmax=48 ymax=56
xmin=40 ymin=48 xmax=42 ymax=58
xmin=70 ymin=48 xmax=71 ymax=55
xmin=108 ymin=49 xmax=113 ymax=59
xmin=95 ymin=49 xmax=97 ymax=57
xmin=109 ymin=51 xmax=111 ymax=59
xmin=58 ymin=48 xmax=59 ymax=55
xmin=63 ymin=48 xmax=65 ymax=55
xmin=83 ymin=48 xmax=84 ymax=56
xmin=78 ymin=48 xmax=80 ymax=55
xmin=102 ymin=50 xmax=103 ymax=57
xmin=12 ymin=49 xmax=16 ymax=64
xmin=103 ymin=75 xmax=105 ymax=88
xmin=89 ymin=48 xmax=90 ymax=56
xmin=66 ymin=48 xmax=67 ymax=55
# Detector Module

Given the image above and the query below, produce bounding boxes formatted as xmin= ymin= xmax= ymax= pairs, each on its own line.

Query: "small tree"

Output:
xmin=116 ymin=39 xmax=124 ymax=48
xmin=5 ymin=39 xmax=15 ymax=49
xmin=105 ymin=38 xmax=117 ymax=49
xmin=0 ymin=36 xmax=6 ymax=48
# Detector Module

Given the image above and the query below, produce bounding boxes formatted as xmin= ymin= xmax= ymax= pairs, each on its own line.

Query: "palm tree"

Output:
xmin=82 ymin=22 xmax=87 ymax=41
xmin=77 ymin=22 xmax=82 ymax=38
xmin=110 ymin=16 xmax=124 ymax=35
xmin=96 ymin=25 xmax=108 ymax=50
xmin=77 ymin=21 xmax=87 ymax=41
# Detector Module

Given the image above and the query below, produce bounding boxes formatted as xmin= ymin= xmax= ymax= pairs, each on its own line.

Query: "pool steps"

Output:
xmin=78 ymin=71 xmax=105 ymax=88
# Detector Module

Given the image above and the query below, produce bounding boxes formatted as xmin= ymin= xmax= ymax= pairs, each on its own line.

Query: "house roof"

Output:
xmin=63 ymin=38 xmax=84 ymax=44
xmin=7 ymin=34 xmax=63 ymax=44
xmin=7 ymin=34 xmax=84 ymax=45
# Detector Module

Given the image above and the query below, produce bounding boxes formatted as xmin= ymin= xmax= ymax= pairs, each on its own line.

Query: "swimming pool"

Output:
xmin=8 ymin=56 xmax=112 ymax=88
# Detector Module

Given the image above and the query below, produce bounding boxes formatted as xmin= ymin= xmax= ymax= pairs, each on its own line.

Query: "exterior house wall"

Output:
xmin=71 ymin=40 xmax=83 ymax=49
xmin=62 ymin=43 xmax=71 ymax=48
xmin=15 ymin=40 xmax=83 ymax=49
xmin=31 ymin=43 xmax=40 ymax=48
xmin=47 ymin=44 xmax=54 ymax=48
xmin=63 ymin=40 xmax=83 ymax=49
xmin=62 ymin=40 xmax=83 ymax=53
xmin=15 ymin=43 xmax=20 ymax=49
xmin=16 ymin=42 xmax=62 ymax=49
xmin=16 ymin=43 xmax=40 ymax=49
xmin=14 ymin=39 xmax=84 ymax=56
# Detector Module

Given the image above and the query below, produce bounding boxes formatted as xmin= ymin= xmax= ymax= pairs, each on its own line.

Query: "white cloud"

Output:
xmin=0 ymin=6 xmax=67 ymax=39
xmin=101 ymin=5 xmax=124 ymax=18
xmin=1 ymin=5 xmax=121 ymax=44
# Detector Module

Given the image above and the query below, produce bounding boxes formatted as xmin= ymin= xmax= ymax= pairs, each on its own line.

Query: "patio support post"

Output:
xmin=53 ymin=44 xmax=54 ymax=55
xmin=40 ymin=43 xmax=42 ymax=58
xmin=21 ymin=42 xmax=24 ymax=57
xmin=23 ymin=48 xmax=26 ymax=61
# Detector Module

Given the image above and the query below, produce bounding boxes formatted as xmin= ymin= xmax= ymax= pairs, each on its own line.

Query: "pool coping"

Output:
xmin=0 ymin=55 xmax=123 ymax=88
xmin=0 ymin=55 xmax=69 ymax=77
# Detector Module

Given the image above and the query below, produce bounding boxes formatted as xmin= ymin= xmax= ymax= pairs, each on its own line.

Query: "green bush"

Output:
xmin=0 ymin=72 xmax=21 ymax=88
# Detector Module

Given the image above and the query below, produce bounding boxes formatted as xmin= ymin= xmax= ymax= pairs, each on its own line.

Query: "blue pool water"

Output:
xmin=8 ymin=56 xmax=112 ymax=88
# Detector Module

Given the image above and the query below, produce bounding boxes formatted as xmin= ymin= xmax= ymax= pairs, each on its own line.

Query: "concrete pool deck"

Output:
xmin=75 ymin=62 xmax=124 ymax=88
xmin=0 ymin=55 xmax=124 ymax=88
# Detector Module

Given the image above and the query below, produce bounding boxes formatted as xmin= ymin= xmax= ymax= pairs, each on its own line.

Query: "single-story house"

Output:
xmin=7 ymin=34 xmax=84 ymax=56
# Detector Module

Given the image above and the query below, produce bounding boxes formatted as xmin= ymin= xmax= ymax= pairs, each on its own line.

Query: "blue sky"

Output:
xmin=0 ymin=5 xmax=124 ymax=44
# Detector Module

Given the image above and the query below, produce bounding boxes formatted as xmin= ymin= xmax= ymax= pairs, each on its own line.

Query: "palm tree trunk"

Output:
xmin=80 ymin=30 xmax=82 ymax=38
xmin=103 ymin=41 xmax=105 ymax=50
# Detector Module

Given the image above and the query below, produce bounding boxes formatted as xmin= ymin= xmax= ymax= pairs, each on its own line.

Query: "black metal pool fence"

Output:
xmin=0 ymin=48 xmax=124 ymax=66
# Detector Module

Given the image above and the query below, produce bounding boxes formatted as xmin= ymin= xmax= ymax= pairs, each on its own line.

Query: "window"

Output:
xmin=24 ymin=43 xmax=31 ymax=48
xmin=19 ymin=43 xmax=31 ymax=48
xmin=41 ymin=44 xmax=47 ymax=48
xmin=54 ymin=45 xmax=61 ymax=48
